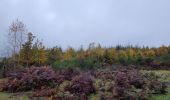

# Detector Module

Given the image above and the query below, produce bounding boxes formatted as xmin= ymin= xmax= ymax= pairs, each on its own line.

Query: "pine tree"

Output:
xmin=20 ymin=32 xmax=34 ymax=67
xmin=32 ymin=39 xmax=47 ymax=66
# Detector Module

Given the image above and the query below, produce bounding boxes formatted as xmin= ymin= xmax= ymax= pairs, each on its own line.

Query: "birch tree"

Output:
xmin=8 ymin=19 xmax=27 ymax=67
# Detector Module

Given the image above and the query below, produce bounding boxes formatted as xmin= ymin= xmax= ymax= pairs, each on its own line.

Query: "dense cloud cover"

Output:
xmin=0 ymin=0 xmax=170 ymax=56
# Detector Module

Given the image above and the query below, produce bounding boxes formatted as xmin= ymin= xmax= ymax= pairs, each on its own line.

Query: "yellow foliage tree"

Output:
xmin=63 ymin=47 xmax=75 ymax=60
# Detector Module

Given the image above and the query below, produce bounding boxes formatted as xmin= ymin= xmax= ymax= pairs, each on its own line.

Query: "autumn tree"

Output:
xmin=63 ymin=47 xmax=75 ymax=60
xmin=155 ymin=46 xmax=169 ymax=56
xmin=76 ymin=46 xmax=85 ymax=59
xmin=19 ymin=32 xmax=47 ymax=67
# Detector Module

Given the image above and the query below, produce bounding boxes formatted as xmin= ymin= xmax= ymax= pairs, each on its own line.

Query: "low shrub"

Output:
xmin=115 ymin=68 xmax=145 ymax=89
xmin=148 ymin=80 xmax=167 ymax=94
xmin=56 ymin=68 xmax=80 ymax=81
xmin=113 ymin=68 xmax=166 ymax=100
xmin=53 ymin=57 xmax=102 ymax=70
xmin=65 ymin=73 xmax=95 ymax=95
xmin=32 ymin=87 xmax=56 ymax=97
xmin=53 ymin=59 xmax=77 ymax=69
xmin=76 ymin=57 xmax=102 ymax=70
xmin=2 ymin=66 xmax=58 ymax=92
xmin=94 ymin=71 xmax=115 ymax=80
xmin=0 ymin=66 xmax=168 ymax=99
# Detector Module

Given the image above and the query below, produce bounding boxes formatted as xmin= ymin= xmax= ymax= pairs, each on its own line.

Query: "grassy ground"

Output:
xmin=0 ymin=92 xmax=49 ymax=100
xmin=151 ymin=87 xmax=170 ymax=100
xmin=0 ymin=92 xmax=30 ymax=100
xmin=143 ymin=70 xmax=170 ymax=100
xmin=0 ymin=70 xmax=169 ymax=100
xmin=141 ymin=70 xmax=170 ymax=82
xmin=147 ymin=70 xmax=170 ymax=100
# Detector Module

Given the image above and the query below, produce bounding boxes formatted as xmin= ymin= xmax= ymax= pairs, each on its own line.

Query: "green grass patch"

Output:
xmin=0 ymin=92 xmax=30 ymax=100
xmin=141 ymin=70 xmax=170 ymax=82
xmin=141 ymin=70 xmax=170 ymax=100
xmin=151 ymin=87 xmax=170 ymax=100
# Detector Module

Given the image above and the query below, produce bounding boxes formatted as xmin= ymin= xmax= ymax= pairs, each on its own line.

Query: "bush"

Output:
xmin=2 ymin=66 xmax=58 ymax=92
xmin=53 ymin=59 xmax=77 ymax=69
xmin=32 ymin=87 xmax=56 ymax=97
xmin=56 ymin=68 xmax=80 ymax=81
xmin=113 ymin=69 xmax=149 ymax=100
xmin=53 ymin=57 xmax=102 ymax=70
xmin=112 ymin=68 xmax=168 ymax=100
xmin=65 ymin=73 xmax=95 ymax=95
xmin=115 ymin=68 xmax=146 ymax=89
xmin=148 ymin=80 xmax=167 ymax=94
xmin=76 ymin=57 xmax=102 ymax=70
xmin=94 ymin=70 xmax=115 ymax=80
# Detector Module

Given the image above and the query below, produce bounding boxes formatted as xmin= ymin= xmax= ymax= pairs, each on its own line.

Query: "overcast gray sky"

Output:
xmin=0 ymin=0 xmax=170 ymax=55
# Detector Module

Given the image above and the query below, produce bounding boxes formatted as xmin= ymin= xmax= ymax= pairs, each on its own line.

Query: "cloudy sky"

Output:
xmin=0 ymin=0 xmax=170 ymax=55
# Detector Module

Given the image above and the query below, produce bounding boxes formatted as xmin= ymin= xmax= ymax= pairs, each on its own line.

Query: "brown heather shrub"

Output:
xmin=148 ymin=80 xmax=167 ymax=94
xmin=65 ymin=73 xmax=95 ymax=95
xmin=113 ymin=68 xmax=167 ymax=100
xmin=94 ymin=70 xmax=115 ymax=80
xmin=56 ymin=68 xmax=80 ymax=81
xmin=2 ymin=67 xmax=58 ymax=92
xmin=32 ymin=87 xmax=56 ymax=97
xmin=115 ymin=68 xmax=146 ymax=89
xmin=0 ymin=66 xmax=167 ymax=100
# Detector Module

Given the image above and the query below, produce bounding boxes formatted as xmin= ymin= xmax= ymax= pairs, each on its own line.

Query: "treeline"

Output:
xmin=2 ymin=36 xmax=170 ymax=70
xmin=47 ymin=43 xmax=170 ymax=69
xmin=0 ymin=19 xmax=170 ymax=71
